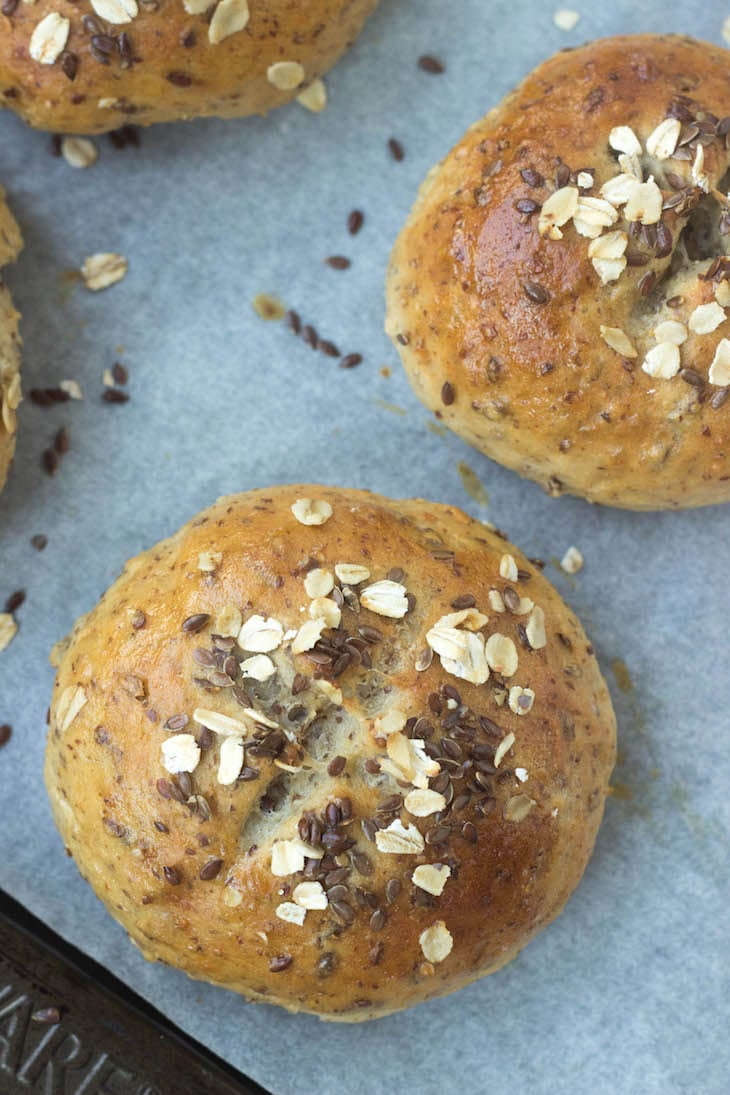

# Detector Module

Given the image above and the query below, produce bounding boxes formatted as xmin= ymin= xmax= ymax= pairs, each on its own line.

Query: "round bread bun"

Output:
xmin=0 ymin=0 xmax=379 ymax=134
xmin=0 ymin=187 xmax=22 ymax=496
xmin=46 ymin=485 xmax=616 ymax=1020
xmin=386 ymin=35 xmax=730 ymax=510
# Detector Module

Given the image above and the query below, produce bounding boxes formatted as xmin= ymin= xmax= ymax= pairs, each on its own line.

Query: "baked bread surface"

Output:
xmin=0 ymin=0 xmax=379 ymax=133
xmin=46 ymin=485 xmax=616 ymax=1019
xmin=386 ymin=35 xmax=730 ymax=509
xmin=0 ymin=189 xmax=23 ymax=496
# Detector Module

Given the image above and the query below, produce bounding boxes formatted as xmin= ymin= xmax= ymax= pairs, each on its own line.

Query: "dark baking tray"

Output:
xmin=0 ymin=889 xmax=269 ymax=1095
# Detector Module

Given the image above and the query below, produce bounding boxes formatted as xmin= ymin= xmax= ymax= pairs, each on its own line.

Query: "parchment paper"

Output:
xmin=1 ymin=2 xmax=728 ymax=1092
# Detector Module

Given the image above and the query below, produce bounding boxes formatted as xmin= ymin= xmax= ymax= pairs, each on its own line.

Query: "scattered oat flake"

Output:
xmin=689 ymin=302 xmax=726 ymax=335
xmin=335 ymin=563 xmax=370 ymax=585
xmin=192 ymin=708 xmax=247 ymax=737
xmin=291 ymin=617 xmax=327 ymax=654
xmin=654 ymin=320 xmax=688 ymax=346
xmin=252 ymin=293 xmax=285 ymax=321
xmin=90 ymin=0 xmax=138 ymax=24
xmin=198 ymin=550 xmax=222 ymax=573
xmin=240 ymin=654 xmax=276 ymax=681
xmin=293 ymin=881 xmax=328 ymax=910
xmin=485 ymin=633 xmax=518 ymax=677
xmin=0 ymin=614 xmax=18 ymax=653
xmin=709 ymin=339 xmax=730 ymax=387
xmin=553 ymin=9 xmax=580 ymax=31
xmin=58 ymin=379 xmax=83 ymax=400
xmin=375 ymin=818 xmax=424 ymax=855
xmin=560 ymin=546 xmax=584 ymax=574
xmin=161 ymin=734 xmax=200 ymax=775
xmin=56 ymin=684 xmax=87 ymax=733
xmin=276 ymin=902 xmax=306 ymax=926
xmin=508 ymin=686 xmax=535 ymax=716
xmin=538 ymin=186 xmax=578 ymax=240
xmin=267 ymin=61 xmax=305 ymax=90
xmin=504 ymin=794 xmax=536 ymax=822
xmin=217 ymin=736 xmax=244 ymax=785
xmin=303 ymin=568 xmax=334 ymax=598
xmin=238 ymin=614 xmax=284 ymax=653
xmin=419 ymin=921 xmax=453 ymax=964
xmin=29 ymin=13 xmax=70 ymax=65
xmin=404 ymin=788 xmax=446 ymax=817
xmin=297 ymin=79 xmax=327 ymax=113
xmin=494 ymin=731 xmax=516 ymax=769
xmin=525 ymin=607 xmax=547 ymax=650
xmin=61 ymin=137 xmax=98 ymax=169
xmin=600 ymin=326 xmax=636 ymax=358
xmin=413 ymin=863 xmax=451 ymax=896
xmin=360 ymin=579 xmax=409 ymax=619
xmin=642 ymin=342 xmax=680 ymax=380
xmin=609 ymin=126 xmax=642 ymax=157
xmin=499 ymin=554 xmax=519 ymax=582
xmin=209 ymin=0 xmax=250 ymax=45
xmin=715 ymin=281 xmax=730 ymax=308
xmin=81 ymin=253 xmax=127 ymax=291
xmin=625 ymin=178 xmax=663 ymax=225
xmin=291 ymin=498 xmax=332 ymax=526
xmin=645 ymin=118 xmax=681 ymax=160
xmin=309 ymin=597 xmax=340 ymax=628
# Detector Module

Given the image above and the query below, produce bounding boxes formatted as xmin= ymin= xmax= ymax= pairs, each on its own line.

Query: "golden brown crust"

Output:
xmin=46 ymin=485 xmax=615 ymax=1019
xmin=0 ymin=187 xmax=23 ymax=495
xmin=386 ymin=35 xmax=730 ymax=510
xmin=0 ymin=0 xmax=379 ymax=134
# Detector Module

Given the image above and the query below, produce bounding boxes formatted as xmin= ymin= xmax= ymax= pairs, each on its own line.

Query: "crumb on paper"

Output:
xmin=59 ymin=379 xmax=83 ymax=400
xmin=0 ymin=614 xmax=18 ymax=653
xmin=561 ymin=545 xmax=584 ymax=574
xmin=553 ymin=9 xmax=581 ymax=31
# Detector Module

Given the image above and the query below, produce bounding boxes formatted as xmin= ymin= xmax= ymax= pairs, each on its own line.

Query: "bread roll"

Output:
xmin=0 ymin=188 xmax=22 ymax=496
xmin=386 ymin=35 xmax=730 ymax=510
xmin=46 ymin=485 xmax=616 ymax=1019
xmin=0 ymin=0 xmax=379 ymax=134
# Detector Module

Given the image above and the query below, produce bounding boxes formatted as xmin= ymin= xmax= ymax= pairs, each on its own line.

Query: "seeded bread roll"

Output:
xmin=0 ymin=0 xmax=379 ymax=134
xmin=0 ymin=188 xmax=22 ymax=496
xmin=386 ymin=35 xmax=730 ymax=510
xmin=45 ymin=485 xmax=616 ymax=1019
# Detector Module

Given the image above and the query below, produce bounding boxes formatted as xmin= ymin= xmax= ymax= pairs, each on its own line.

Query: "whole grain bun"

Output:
xmin=386 ymin=35 xmax=730 ymax=510
xmin=0 ymin=0 xmax=379 ymax=134
xmin=0 ymin=188 xmax=22 ymax=496
xmin=46 ymin=485 xmax=615 ymax=1019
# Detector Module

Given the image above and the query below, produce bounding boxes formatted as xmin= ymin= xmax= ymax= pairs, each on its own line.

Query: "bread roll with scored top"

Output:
xmin=0 ymin=0 xmax=379 ymax=134
xmin=0 ymin=188 xmax=22 ymax=496
xmin=386 ymin=35 xmax=730 ymax=510
xmin=46 ymin=485 xmax=616 ymax=1019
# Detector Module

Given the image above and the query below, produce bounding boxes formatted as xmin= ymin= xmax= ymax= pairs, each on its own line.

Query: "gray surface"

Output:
xmin=0 ymin=2 xmax=728 ymax=1093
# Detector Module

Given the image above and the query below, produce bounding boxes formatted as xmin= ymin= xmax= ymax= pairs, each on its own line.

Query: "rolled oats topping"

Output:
xmin=267 ymin=61 xmax=306 ymax=91
xmin=653 ymin=320 xmax=688 ymax=346
xmin=192 ymin=708 xmax=247 ymax=737
xmin=499 ymin=554 xmax=519 ymax=582
xmin=217 ymin=736 xmax=244 ymax=785
xmin=419 ymin=921 xmax=453 ymax=964
xmin=485 ymin=633 xmax=518 ymax=677
xmin=688 ymin=302 xmax=726 ymax=335
xmin=404 ymin=788 xmax=447 ymax=817
xmin=334 ymin=563 xmax=370 ymax=585
xmin=90 ymin=0 xmax=138 ymax=23
xmin=29 ymin=12 xmax=70 ymax=65
xmin=600 ymin=325 xmax=637 ymax=358
xmin=709 ymin=340 xmax=730 ymax=386
xmin=645 ymin=117 xmax=682 ymax=160
xmin=303 ymin=568 xmax=334 ymax=598
xmin=293 ymin=881 xmax=328 ymax=910
xmin=504 ymin=794 xmax=537 ymax=822
xmin=208 ymin=0 xmax=250 ymax=45
xmin=56 ymin=684 xmax=87 ymax=733
xmin=271 ymin=837 xmax=323 ymax=877
xmin=309 ymin=597 xmax=341 ymax=628
xmin=238 ymin=614 xmax=284 ymax=653
xmin=161 ymin=734 xmax=201 ymax=775
xmin=297 ymin=79 xmax=328 ymax=114
xmin=508 ymin=686 xmax=536 ymax=715
xmin=493 ymin=731 xmax=515 ymax=769
xmin=291 ymin=617 xmax=327 ymax=654
xmin=538 ymin=186 xmax=578 ymax=240
xmin=642 ymin=342 xmax=681 ymax=380
xmin=276 ymin=902 xmax=306 ymax=926
xmin=426 ymin=623 xmax=489 ymax=685
xmin=375 ymin=819 xmax=425 ymax=855
xmin=609 ymin=126 xmax=642 ymax=157
xmin=360 ymin=580 xmax=409 ymax=619
xmin=291 ymin=498 xmax=333 ymax=526
xmin=525 ymin=607 xmax=547 ymax=650
xmin=412 ymin=863 xmax=451 ymax=896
